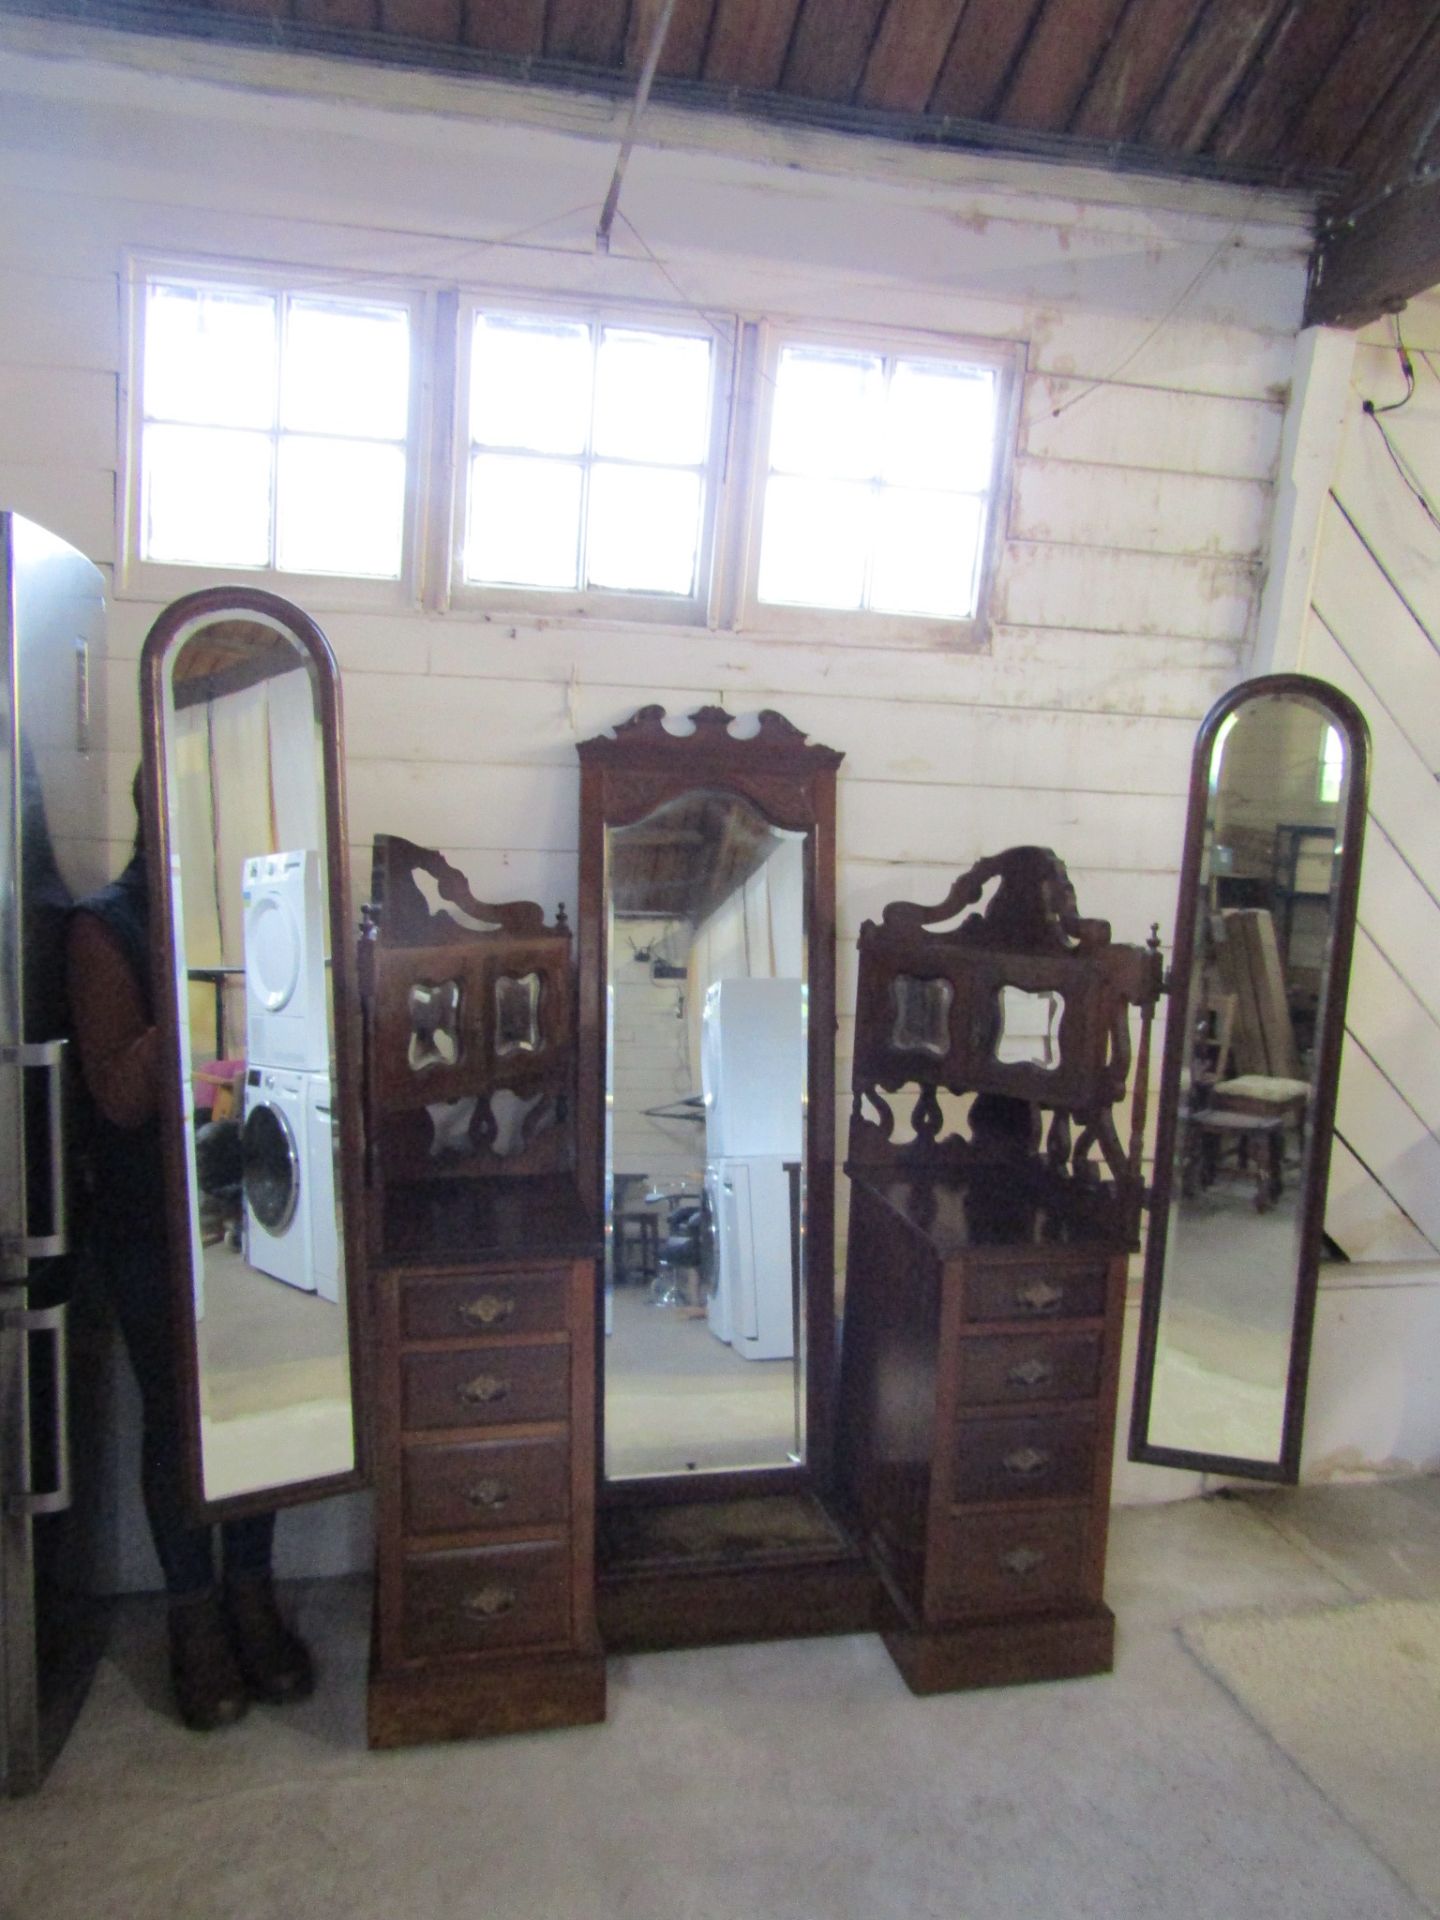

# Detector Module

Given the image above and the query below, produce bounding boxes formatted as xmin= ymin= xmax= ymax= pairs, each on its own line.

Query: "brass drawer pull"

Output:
xmin=1006 ymin=1357 xmax=1054 ymax=1390
xmin=1014 ymin=1280 xmax=1064 ymax=1316
xmin=458 ymin=1290 xmax=516 ymax=1329
xmin=1001 ymin=1445 xmax=1052 ymax=1478
xmin=460 ymin=1583 xmax=517 ymax=1623
xmin=1000 ymin=1546 xmax=1047 ymax=1576
xmin=457 ymin=1373 xmax=510 ymax=1407
xmin=464 ymin=1477 xmax=511 ymax=1512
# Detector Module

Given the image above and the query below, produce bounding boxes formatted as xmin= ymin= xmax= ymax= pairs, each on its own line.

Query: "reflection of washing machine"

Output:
xmin=242 ymin=1067 xmax=339 ymax=1299
xmin=243 ymin=850 xmax=328 ymax=1071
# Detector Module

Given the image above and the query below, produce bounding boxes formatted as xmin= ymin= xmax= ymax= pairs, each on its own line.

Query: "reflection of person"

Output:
xmin=66 ymin=769 xmax=314 ymax=1731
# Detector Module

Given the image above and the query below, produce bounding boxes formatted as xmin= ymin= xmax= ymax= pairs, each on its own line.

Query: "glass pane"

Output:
xmin=466 ymin=453 xmax=582 ymax=588
xmin=886 ymin=361 xmax=996 ymax=491
xmin=162 ymin=619 xmax=355 ymax=1504
xmin=769 ymin=346 xmax=883 ymax=481
xmin=1145 ymin=695 xmax=1344 ymax=1468
xmin=890 ymin=975 xmax=953 ymax=1056
xmin=587 ymin=464 xmax=702 ymax=595
xmin=142 ymin=423 xmax=273 ymax=568
xmin=756 ymin=474 xmax=871 ymax=610
xmin=276 ymin=437 xmax=406 ymax=578
xmin=495 ymin=973 xmax=542 ymax=1057
xmin=871 ymin=487 xmax=983 ymax=619
xmin=407 ymin=980 xmax=463 ymax=1072
xmin=470 ymin=315 xmax=592 ymax=456
xmin=593 ymin=328 xmax=711 ymax=465
xmin=145 ymin=283 xmax=277 ymax=430
xmin=994 ymin=987 xmax=1062 ymax=1067
xmin=282 ymin=300 xmax=410 ymax=441
xmin=604 ymin=797 xmax=809 ymax=1480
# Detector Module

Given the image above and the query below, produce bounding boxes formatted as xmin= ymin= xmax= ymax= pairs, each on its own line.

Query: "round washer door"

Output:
xmin=246 ymin=894 xmax=302 ymax=1013
xmin=243 ymin=1101 xmax=301 ymax=1234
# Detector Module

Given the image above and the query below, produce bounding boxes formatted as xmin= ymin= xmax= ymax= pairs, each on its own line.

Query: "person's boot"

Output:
xmin=223 ymin=1573 xmax=316 ymax=1704
xmin=168 ymin=1590 xmax=249 ymax=1731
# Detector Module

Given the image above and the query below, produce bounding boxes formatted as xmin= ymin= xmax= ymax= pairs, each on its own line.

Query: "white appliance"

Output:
xmin=242 ymin=1067 xmax=341 ymax=1300
xmin=242 ymin=849 xmax=328 ymax=1071
xmin=701 ymin=979 xmax=804 ymax=1361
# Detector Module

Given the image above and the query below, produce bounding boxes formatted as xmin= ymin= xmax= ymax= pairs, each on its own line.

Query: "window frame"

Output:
xmin=118 ymin=254 xmax=434 ymax=611
xmin=734 ymin=319 xmax=1023 ymax=651
xmin=446 ymin=290 xmax=736 ymax=628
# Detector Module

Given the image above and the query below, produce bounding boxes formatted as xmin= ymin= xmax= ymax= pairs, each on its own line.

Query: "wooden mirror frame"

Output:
xmin=1128 ymin=673 xmax=1370 ymax=1484
xmin=576 ymin=704 xmax=842 ymax=1505
xmin=140 ymin=586 xmax=370 ymax=1520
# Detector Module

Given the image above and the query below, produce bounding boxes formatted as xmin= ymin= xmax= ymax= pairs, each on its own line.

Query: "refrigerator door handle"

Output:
xmin=2 ymin=1301 xmax=72 ymax=1516
xmin=0 ymin=1039 xmax=69 ymax=1261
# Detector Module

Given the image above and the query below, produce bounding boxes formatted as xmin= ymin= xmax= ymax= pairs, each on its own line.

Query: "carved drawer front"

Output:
xmin=403 ymin=1435 xmax=570 ymax=1537
xmin=950 ymin=1411 xmax=1096 ymax=1505
xmin=962 ymin=1262 xmax=1108 ymax=1326
xmin=401 ymin=1345 xmax=569 ymax=1431
xmin=956 ymin=1331 xmax=1103 ymax=1409
xmin=929 ymin=1509 xmax=1088 ymax=1621
xmin=399 ymin=1270 xmax=569 ymax=1343
xmin=402 ymin=1541 xmax=570 ymax=1658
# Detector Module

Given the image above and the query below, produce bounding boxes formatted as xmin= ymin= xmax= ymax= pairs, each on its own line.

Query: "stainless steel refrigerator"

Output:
xmin=1 ymin=511 xmax=108 ymax=1795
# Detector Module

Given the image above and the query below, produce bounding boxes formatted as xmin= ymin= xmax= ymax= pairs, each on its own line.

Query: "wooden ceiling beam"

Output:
xmin=1305 ymin=172 xmax=1440 ymax=330
xmin=1141 ymin=0 xmax=1288 ymax=154
xmin=1205 ymin=0 xmax=1363 ymax=167
xmin=1334 ymin=17 xmax=1440 ymax=190
xmin=459 ymin=0 xmax=544 ymax=57
xmin=927 ymin=0 xmax=1046 ymax=121
xmin=1284 ymin=0 xmax=1437 ymax=172
xmin=702 ymin=0 xmax=802 ymax=91
xmin=545 ymin=0 xmax=628 ymax=67
xmin=626 ymin=0 xmax=713 ymax=76
xmin=994 ymin=0 xmax=1129 ymax=133
xmin=782 ymin=0 xmax=888 ymax=103
xmin=857 ymin=0 xmax=965 ymax=114
xmin=1068 ymin=0 xmax=1207 ymax=143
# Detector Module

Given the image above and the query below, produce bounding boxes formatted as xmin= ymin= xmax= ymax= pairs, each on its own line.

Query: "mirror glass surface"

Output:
xmin=1144 ymin=692 xmax=1352 ymax=1466
xmin=160 ymin=616 xmax=354 ymax=1502
xmin=603 ymin=790 xmax=807 ymax=1480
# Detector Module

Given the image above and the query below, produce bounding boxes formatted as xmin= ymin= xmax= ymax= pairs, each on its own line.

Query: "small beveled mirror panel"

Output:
xmin=604 ymin=790 xmax=808 ymax=1480
xmin=891 ymin=974 xmax=953 ymax=1056
xmin=1131 ymin=676 xmax=1368 ymax=1481
xmin=142 ymin=590 xmax=363 ymax=1513
xmin=994 ymin=985 xmax=1062 ymax=1068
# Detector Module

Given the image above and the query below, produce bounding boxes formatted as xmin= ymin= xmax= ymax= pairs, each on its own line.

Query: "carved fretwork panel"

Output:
xmin=848 ymin=847 xmax=1161 ymax=1221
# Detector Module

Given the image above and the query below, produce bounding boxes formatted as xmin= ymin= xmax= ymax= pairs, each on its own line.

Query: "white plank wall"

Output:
xmin=1300 ymin=292 xmax=1440 ymax=1264
xmin=0 ymin=32 xmax=1350 ymax=1554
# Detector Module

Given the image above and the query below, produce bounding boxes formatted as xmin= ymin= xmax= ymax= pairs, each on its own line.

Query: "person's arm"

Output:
xmin=66 ymin=913 xmax=160 ymax=1130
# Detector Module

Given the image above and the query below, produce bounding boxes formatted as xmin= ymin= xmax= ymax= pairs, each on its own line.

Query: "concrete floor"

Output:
xmin=2 ymin=1480 xmax=1437 ymax=1920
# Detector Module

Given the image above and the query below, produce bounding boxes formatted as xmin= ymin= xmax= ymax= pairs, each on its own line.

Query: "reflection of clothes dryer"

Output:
xmin=243 ymin=849 xmax=328 ymax=1071
xmin=242 ymin=1066 xmax=340 ymax=1300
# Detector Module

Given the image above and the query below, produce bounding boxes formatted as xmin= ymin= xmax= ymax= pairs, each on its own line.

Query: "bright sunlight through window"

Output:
xmin=140 ymin=278 xmax=411 ymax=579
xmin=1319 ymin=725 xmax=1345 ymax=806
xmin=757 ymin=344 xmax=998 ymax=620
xmin=463 ymin=313 xmax=712 ymax=598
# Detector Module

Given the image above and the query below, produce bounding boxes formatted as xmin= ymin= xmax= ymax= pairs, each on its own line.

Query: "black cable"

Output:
xmin=1362 ymin=403 xmax=1440 ymax=538
xmin=1368 ymin=312 xmax=1415 ymax=414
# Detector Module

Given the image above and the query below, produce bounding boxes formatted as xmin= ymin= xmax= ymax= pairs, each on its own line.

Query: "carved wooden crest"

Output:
xmin=577 ymin=704 xmax=843 ymax=773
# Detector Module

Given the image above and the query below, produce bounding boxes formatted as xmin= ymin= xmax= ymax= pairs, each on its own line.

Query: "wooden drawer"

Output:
xmin=928 ymin=1508 xmax=1088 ymax=1621
xmin=962 ymin=1261 xmax=1108 ymax=1325
xmin=399 ymin=1269 xmax=569 ymax=1344
xmin=956 ymin=1331 xmax=1102 ymax=1409
xmin=950 ymin=1411 xmax=1096 ymax=1504
xmin=401 ymin=1345 xmax=569 ymax=1431
xmin=403 ymin=1435 xmax=570 ymax=1537
xmin=402 ymin=1541 xmax=571 ymax=1658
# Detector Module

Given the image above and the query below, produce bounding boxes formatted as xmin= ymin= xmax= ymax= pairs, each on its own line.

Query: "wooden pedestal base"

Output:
xmin=882 ymin=1604 xmax=1115 ymax=1697
xmin=368 ymin=1645 xmax=607 ymax=1749
xmin=598 ymin=1557 xmax=878 ymax=1653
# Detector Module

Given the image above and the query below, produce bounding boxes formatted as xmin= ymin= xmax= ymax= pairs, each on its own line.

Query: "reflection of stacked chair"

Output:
xmin=240 ymin=850 xmax=341 ymax=1300
xmin=1187 ymin=909 xmax=1309 ymax=1211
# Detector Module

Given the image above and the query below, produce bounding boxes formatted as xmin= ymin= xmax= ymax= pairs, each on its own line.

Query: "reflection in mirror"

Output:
xmin=890 ymin=974 xmax=952 ymax=1056
xmin=408 ymin=979 xmax=462 ymax=1071
xmin=495 ymin=972 xmax=542 ymax=1056
xmin=1136 ymin=681 xmax=1366 ymax=1475
xmin=160 ymin=614 xmax=355 ymax=1504
xmin=604 ymin=790 xmax=807 ymax=1480
xmin=994 ymin=985 xmax=1062 ymax=1068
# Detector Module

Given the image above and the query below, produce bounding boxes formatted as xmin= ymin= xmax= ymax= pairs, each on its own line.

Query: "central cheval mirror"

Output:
xmin=1129 ymin=674 xmax=1370 ymax=1482
xmin=140 ymin=587 xmax=368 ymax=1518
xmin=577 ymin=705 xmax=874 ymax=1650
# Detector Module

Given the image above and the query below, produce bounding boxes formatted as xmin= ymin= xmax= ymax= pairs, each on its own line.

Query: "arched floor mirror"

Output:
xmin=577 ymin=706 xmax=874 ymax=1649
xmin=140 ymin=587 xmax=368 ymax=1518
xmin=1130 ymin=673 xmax=1369 ymax=1482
